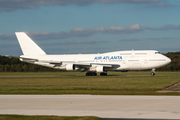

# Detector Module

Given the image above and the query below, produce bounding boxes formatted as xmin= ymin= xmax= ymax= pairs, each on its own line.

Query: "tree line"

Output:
xmin=0 ymin=51 xmax=179 ymax=72
xmin=0 ymin=56 xmax=58 ymax=72
xmin=157 ymin=51 xmax=180 ymax=71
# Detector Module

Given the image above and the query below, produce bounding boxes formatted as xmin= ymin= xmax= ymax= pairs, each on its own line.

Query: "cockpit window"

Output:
xmin=155 ymin=52 xmax=160 ymax=54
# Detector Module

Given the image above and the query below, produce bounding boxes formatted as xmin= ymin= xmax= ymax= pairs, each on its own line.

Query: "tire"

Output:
xmin=94 ymin=72 xmax=97 ymax=76
xmin=86 ymin=72 xmax=97 ymax=76
xmin=151 ymin=72 xmax=155 ymax=76
xmin=86 ymin=72 xmax=89 ymax=76
xmin=92 ymin=72 xmax=97 ymax=76
xmin=100 ymin=73 xmax=107 ymax=76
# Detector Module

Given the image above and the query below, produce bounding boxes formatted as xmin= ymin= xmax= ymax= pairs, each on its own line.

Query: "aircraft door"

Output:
xmin=123 ymin=59 xmax=126 ymax=64
xmin=144 ymin=58 xmax=148 ymax=64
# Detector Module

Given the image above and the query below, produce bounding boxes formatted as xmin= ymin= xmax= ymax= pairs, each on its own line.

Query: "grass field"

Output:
xmin=0 ymin=71 xmax=180 ymax=95
xmin=0 ymin=115 xmax=99 ymax=120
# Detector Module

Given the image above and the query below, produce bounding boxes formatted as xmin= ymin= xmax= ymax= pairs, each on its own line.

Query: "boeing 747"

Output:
xmin=15 ymin=32 xmax=171 ymax=76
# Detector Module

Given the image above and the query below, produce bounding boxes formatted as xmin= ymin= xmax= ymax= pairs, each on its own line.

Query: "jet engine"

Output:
xmin=89 ymin=66 xmax=104 ymax=72
xmin=65 ymin=64 xmax=75 ymax=71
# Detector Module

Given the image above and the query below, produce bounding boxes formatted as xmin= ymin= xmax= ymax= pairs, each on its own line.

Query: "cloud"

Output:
xmin=0 ymin=33 xmax=15 ymax=40
xmin=26 ymin=24 xmax=149 ymax=40
xmin=145 ymin=37 xmax=176 ymax=40
xmin=60 ymin=40 xmax=97 ymax=45
xmin=95 ymin=24 xmax=144 ymax=34
xmin=0 ymin=24 xmax=146 ymax=41
xmin=96 ymin=0 xmax=164 ymax=4
xmin=0 ymin=0 xmax=165 ymax=12
xmin=148 ymin=3 xmax=177 ymax=8
xmin=158 ymin=47 xmax=180 ymax=52
xmin=160 ymin=24 xmax=180 ymax=30
xmin=120 ymin=38 xmax=141 ymax=41
xmin=1 ymin=24 xmax=179 ymax=41
xmin=69 ymin=40 xmax=96 ymax=44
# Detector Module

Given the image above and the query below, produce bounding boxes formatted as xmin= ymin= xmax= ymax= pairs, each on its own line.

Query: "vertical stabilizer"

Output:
xmin=15 ymin=32 xmax=46 ymax=56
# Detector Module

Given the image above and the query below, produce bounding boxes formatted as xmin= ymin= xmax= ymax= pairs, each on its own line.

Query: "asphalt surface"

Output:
xmin=1 ymin=95 xmax=180 ymax=119
xmin=99 ymin=118 xmax=179 ymax=120
xmin=162 ymin=83 xmax=180 ymax=91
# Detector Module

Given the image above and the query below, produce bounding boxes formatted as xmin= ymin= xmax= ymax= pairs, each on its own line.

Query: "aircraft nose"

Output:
xmin=167 ymin=57 xmax=171 ymax=64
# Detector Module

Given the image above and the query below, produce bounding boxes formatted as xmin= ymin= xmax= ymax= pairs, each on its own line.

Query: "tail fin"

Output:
xmin=15 ymin=32 xmax=46 ymax=56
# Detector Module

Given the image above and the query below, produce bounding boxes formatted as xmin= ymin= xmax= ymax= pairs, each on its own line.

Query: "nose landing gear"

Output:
xmin=151 ymin=68 xmax=155 ymax=76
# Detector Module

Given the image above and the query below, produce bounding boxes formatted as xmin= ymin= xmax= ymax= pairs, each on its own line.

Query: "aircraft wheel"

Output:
xmin=100 ymin=72 xmax=107 ymax=76
xmin=86 ymin=72 xmax=89 ymax=76
xmin=86 ymin=72 xmax=97 ymax=76
xmin=151 ymin=72 xmax=155 ymax=76
xmin=93 ymin=72 xmax=97 ymax=76
xmin=151 ymin=68 xmax=155 ymax=76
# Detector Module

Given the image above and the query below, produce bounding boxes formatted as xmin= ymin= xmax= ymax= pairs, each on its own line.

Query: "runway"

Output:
xmin=0 ymin=95 xmax=180 ymax=119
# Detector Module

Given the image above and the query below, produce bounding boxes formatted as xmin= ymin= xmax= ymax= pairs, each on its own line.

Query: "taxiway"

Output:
xmin=0 ymin=95 xmax=180 ymax=119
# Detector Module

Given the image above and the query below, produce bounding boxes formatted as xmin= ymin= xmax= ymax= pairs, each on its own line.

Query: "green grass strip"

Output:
xmin=0 ymin=115 xmax=99 ymax=120
xmin=0 ymin=72 xmax=180 ymax=95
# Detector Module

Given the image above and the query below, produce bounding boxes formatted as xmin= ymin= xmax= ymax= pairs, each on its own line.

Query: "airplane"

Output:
xmin=15 ymin=32 xmax=171 ymax=76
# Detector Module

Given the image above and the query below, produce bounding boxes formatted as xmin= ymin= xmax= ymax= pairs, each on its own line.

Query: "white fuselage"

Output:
xmin=20 ymin=50 xmax=171 ymax=72
xmin=15 ymin=32 xmax=171 ymax=76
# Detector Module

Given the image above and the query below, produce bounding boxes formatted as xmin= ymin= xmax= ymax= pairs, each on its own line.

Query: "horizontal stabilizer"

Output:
xmin=5 ymin=55 xmax=19 ymax=58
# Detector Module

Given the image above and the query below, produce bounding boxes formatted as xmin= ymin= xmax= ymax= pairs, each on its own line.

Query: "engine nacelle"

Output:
xmin=89 ymin=66 xmax=104 ymax=72
xmin=65 ymin=64 xmax=75 ymax=71
xmin=96 ymin=66 xmax=104 ymax=72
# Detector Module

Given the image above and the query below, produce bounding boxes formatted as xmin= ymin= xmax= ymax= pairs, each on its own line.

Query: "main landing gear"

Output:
xmin=100 ymin=72 xmax=107 ymax=76
xmin=151 ymin=68 xmax=155 ymax=76
xmin=85 ymin=72 xmax=107 ymax=76
xmin=86 ymin=72 xmax=97 ymax=76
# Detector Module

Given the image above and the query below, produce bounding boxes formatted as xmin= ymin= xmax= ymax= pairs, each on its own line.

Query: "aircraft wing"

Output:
xmin=72 ymin=62 xmax=120 ymax=72
xmin=73 ymin=62 xmax=120 ymax=67
xmin=17 ymin=56 xmax=120 ymax=72
xmin=92 ymin=63 xmax=120 ymax=67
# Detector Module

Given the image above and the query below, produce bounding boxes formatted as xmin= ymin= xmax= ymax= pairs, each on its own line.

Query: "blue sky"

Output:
xmin=0 ymin=0 xmax=180 ymax=56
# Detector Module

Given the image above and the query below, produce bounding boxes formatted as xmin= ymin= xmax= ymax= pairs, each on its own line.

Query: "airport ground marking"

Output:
xmin=1 ymin=102 xmax=180 ymax=106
